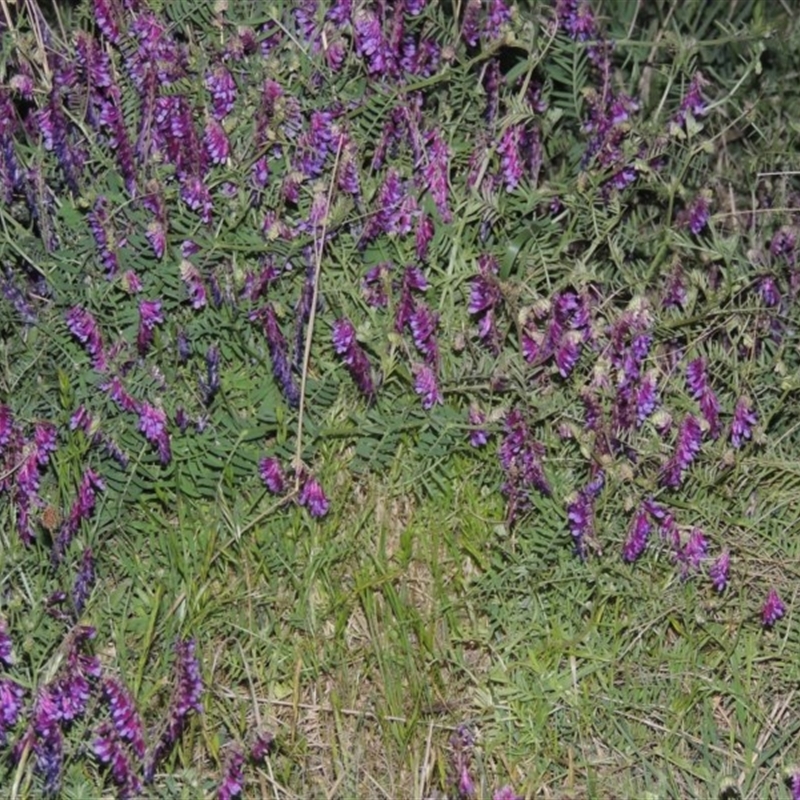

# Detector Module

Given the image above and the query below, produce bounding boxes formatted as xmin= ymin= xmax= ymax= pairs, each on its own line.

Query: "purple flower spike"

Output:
xmin=218 ymin=747 xmax=245 ymax=800
xmin=685 ymin=193 xmax=710 ymax=234
xmin=65 ymin=306 xmax=107 ymax=370
xmin=762 ymin=588 xmax=786 ymax=628
xmin=146 ymin=638 xmax=203 ymax=783
xmin=102 ymin=678 xmax=146 ymax=759
xmin=94 ymin=721 xmax=144 ymax=797
xmin=709 ymin=550 xmax=730 ymax=593
xmin=660 ymin=415 xmax=703 ymax=488
xmin=0 ymin=678 xmax=25 ymax=744
xmin=788 ymin=771 xmax=800 ymax=800
xmin=298 ymin=474 xmax=329 ymax=518
xmin=685 ymin=358 xmax=707 ymax=399
xmin=468 ymin=406 xmax=489 ymax=448
xmin=493 ymin=787 xmax=522 ymax=800
xmin=413 ymin=363 xmax=443 ymax=410
xmin=731 ymin=397 xmax=757 ymax=448
xmin=72 ymin=548 xmax=96 ymax=615
xmin=201 ymin=346 xmax=220 ymax=406
xmin=138 ymin=403 xmax=171 ymax=464
xmin=251 ymin=732 xmax=274 ymax=762
xmin=332 ymin=319 xmax=376 ymax=401
xmin=259 ymin=457 xmax=285 ymax=495
xmin=623 ymin=507 xmax=651 ymax=563
xmin=137 ymin=299 xmax=164 ymax=356
xmin=676 ymin=527 xmax=707 ymax=578
xmin=0 ymin=618 xmax=13 ymax=667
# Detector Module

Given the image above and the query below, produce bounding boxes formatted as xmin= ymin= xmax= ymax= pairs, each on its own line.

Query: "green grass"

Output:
xmin=15 ymin=434 xmax=789 ymax=799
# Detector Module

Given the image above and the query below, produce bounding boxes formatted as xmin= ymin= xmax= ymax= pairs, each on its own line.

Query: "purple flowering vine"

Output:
xmin=761 ymin=588 xmax=786 ymax=628
xmin=332 ymin=318 xmax=377 ymax=401
xmin=145 ymin=638 xmax=204 ymax=783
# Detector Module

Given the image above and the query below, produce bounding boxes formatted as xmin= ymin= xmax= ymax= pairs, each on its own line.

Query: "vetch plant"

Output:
xmin=0 ymin=0 xmax=797 ymax=795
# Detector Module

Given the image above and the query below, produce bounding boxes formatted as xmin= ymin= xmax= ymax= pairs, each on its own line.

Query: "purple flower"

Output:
xmin=555 ymin=330 xmax=582 ymax=377
xmin=143 ymin=218 xmax=167 ymax=259
xmin=93 ymin=721 xmax=144 ymax=797
xmin=251 ymin=732 xmax=274 ymax=762
xmin=49 ymin=672 xmax=92 ymax=722
xmin=259 ymin=457 xmax=285 ymax=495
xmin=88 ymin=197 xmax=120 ymax=276
xmin=499 ymin=409 xmax=550 ymax=521
xmin=413 ymin=363 xmax=443 ymax=410
xmin=761 ymin=588 xmax=785 ymax=628
xmin=497 ymin=125 xmax=523 ymax=191
xmin=635 ymin=371 xmax=659 ymax=425
xmin=205 ymin=119 xmax=230 ymax=165
xmin=672 ymin=72 xmax=707 ymax=128
xmin=731 ymin=397 xmax=757 ymax=448
xmin=34 ymin=724 xmax=63 ymax=794
xmin=0 ymin=678 xmax=25 ymax=744
xmin=493 ymin=787 xmax=522 ymax=800
xmin=65 ymin=306 xmax=106 ymax=370
xmin=332 ymin=319 xmax=376 ymax=400
xmin=206 ymin=65 xmax=237 ymax=120
xmin=200 ymin=346 xmax=220 ymax=406
xmin=408 ymin=302 xmax=439 ymax=363
xmin=468 ymin=406 xmax=489 ymax=448
xmin=181 ymin=176 xmax=213 ymax=223
xmin=770 ymin=228 xmax=796 ymax=263
xmin=72 ymin=547 xmax=96 ymax=616
xmin=557 ymin=0 xmax=598 ymax=41
xmin=788 ymin=771 xmax=800 ymax=800
xmin=484 ymin=0 xmax=512 ymax=39
xmin=684 ymin=193 xmax=710 ymax=234
xmin=422 ymin=128 xmax=452 ymax=222
xmin=298 ymin=473 xmax=329 ymax=518
xmin=450 ymin=725 xmax=475 ymax=799
xmin=0 ymin=404 xmax=14 ymax=448
xmin=145 ymin=638 xmax=204 ymax=783
xmin=362 ymin=262 xmax=392 ymax=308
xmin=218 ymin=747 xmax=245 ymax=800
xmin=469 ymin=256 xmax=501 ymax=348
xmin=102 ymin=678 xmax=146 ymax=759
xmin=103 ymin=376 xmax=137 ymax=413
xmin=699 ymin=387 xmax=721 ymax=439
xmin=567 ymin=490 xmax=594 ymax=558
xmin=660 ymin=415 xmax=703 ymax=488
xmin=252 ymin=304 xmax=300 ymax=407
xmin=676 ymin=527 xmax=707 ymax=578
xmin=94 ymin=0 xmax=121 ymax=44
xmin=662 ymin=266 xmax=687 ymax=309
xmin=0 ymin=618 xmax=13 ymax=667
xmin=685 ymin=358 xmax=707 ymax=399
xmin=137 ymin=299 xmax=164 ymax=355
xmin=354 ymin=8 xmax=388 ymax=75
xmin=709 ymin=550 xmax=730 ymax=593
xmin=34 ymin=423 xmax=58 ymax=465
xmin=138 ymin=403 xmax=171 ymax=464
xmin=180 ymin=261 xmax=207 ymax=309
xmin=623 ymin=507 xmax=651 ymax=563
xmin=461 ymin=0 xmax=481 ymax=46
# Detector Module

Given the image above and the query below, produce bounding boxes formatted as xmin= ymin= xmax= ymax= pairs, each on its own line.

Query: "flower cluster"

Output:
xmin=761 ymin=588 xmax=786 ymax=628
xmin=566 ymin=470 xmax=604 ymax=558
xmin=521 ymin=289 xmax=592 ymax=380
xmin=660 ymin=414 xmax=703 ymax=489
xmin=332 ymin=319 xmax=377 ymax=401
xmin=145 ymin=638 xmax=204 ymax=782
xmin=499 ymin=408 xmax=550 ymax=522
xmin=259 ymin=457 xmax=329 ymax=518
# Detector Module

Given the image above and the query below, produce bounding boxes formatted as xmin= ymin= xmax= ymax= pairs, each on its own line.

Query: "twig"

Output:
xmin=293 ymin=134 xmax=345 ymax=484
